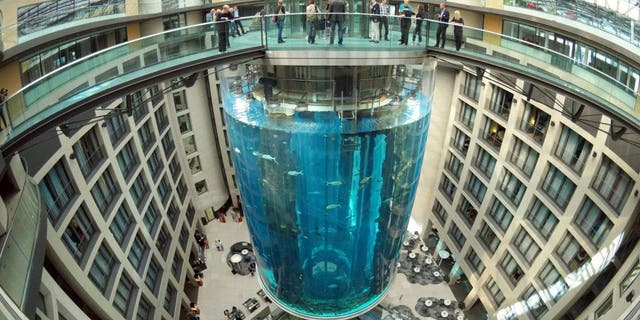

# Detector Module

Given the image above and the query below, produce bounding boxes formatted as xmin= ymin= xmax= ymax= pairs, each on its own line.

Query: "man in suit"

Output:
xmin=329 ymin=0 xmax=346 ymax=45
xmin=435 ymin=2 xmax=449 ymax=48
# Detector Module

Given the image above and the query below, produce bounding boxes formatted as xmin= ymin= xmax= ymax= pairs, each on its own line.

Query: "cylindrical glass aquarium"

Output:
xmin=222 ymin=64 xmax=433 ymax=319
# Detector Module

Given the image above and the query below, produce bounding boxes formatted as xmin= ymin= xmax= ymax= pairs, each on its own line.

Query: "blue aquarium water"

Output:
xmin=224 ymin=81 xmax=431 ymax=319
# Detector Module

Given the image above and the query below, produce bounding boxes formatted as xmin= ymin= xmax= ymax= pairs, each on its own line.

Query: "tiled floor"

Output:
xmin=198 ymin=218 xmax=460 ymax=320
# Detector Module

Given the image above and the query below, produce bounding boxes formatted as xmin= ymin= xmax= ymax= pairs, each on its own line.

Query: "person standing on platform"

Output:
xmin=329 ymin=0 xmax=346 ymax=45
xmin=369 ymin=0 xmax=381 ymax=43
xmin=233 ymin=6 xmax=246 ymax=35
xmin=412 ymin=5 xmax=426 ymax=46
xmin=398 ymin=0 xmax=414 ymax=46
xmin=451 ymin=10 xmax=465 ymax=51
xmin=379 ymin=0 xmax=390 ymax=41
xmin=435 ymin=2 xmax=450 ymax=48
xmin=274 ymin=0 xmax=287 ymax=43
xmin=214 ymin=6 xmax=233 ymax=52
xmin=306 ymin=0 xmax=320 ymax=44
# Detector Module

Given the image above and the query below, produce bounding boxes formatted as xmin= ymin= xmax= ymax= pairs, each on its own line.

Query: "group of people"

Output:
xmin=209 ymin=5 xmax=247 ymax=52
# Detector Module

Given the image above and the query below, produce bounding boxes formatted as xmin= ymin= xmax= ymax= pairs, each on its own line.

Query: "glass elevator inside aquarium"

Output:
xmin=220 ymin=63 xmax=434 ymax=319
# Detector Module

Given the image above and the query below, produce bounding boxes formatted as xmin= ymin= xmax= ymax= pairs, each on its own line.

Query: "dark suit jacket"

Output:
xmin=329 ymin=0 xmax=346 ymax=22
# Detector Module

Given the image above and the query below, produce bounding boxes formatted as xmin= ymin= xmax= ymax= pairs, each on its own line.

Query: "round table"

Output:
xmin=424 ymin=299 xmax=433 ymax=307
xmin=444 ymin=299 xmax=452 ymax=306
xmin=241 ymin=249 xmax=249 ymax=255
xmin=439 ymin=250 xmax=451 ymax=260
xmin=230 ymin=254 xmax=242 ymax=263
xmin=441 ymin=311 xmax=449 ymax=318
xmin=421 ymin=245 xmax=429 ymax=252
xmin=425 ymin=258 xmax=433 ymax=265
xmin=457 ymin=316 xmax=464 ymax=320
xmin=409 ymin=252 xmax=417 ymax=259
xmin=434 ymin=271 xmax=441 ymax=277
xmin=403 ymin=241 xmax=410 ymax=246
xmin=413 ymin=267 xmax=421 ymax=273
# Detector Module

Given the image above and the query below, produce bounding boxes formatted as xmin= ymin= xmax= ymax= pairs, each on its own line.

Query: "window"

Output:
xmin=539 ymin=262 xmax=567 ymax=302
xmin=164 ymin=283 xmax=177 ymax=315
xmin=91 ymin=169 xmax=120 ymax=214
xmin=620 ymin=259 xmax=640 ymax=293
xmin=466 ymin=250 xmax=485 ymax=275
xmin=499 ymin=170 xmax=526 ymax=206
xmin=157 ymin=175 xmax=171 ymax=205
xmin=154 ymin=106 xmax=169 ymax=132
xmin=110 ymin=204 xmax=132 ymax=246
xmin=130 ymin=91 xmax=148 ymax=123
xmin=167 ymin=198 xmax=180 ymax=228
xmin=183 ymin=135 xmax=197 ymax=155
xmin=445 ymin=152 xmax=463 ymax=180
xmin=168 ymin=156 xmax=181 ymax=181
xmin=195 ymin=180 xmax=208 ymax=195
xmin=541 ymin=165 xmax=576 ymax=209
xmin=177 ymin=178 xmax=188 ymax=202
xmin=179 ymin=225 xmax=189 ymax=250
xmin=592 ymin=156 xmax=632 ymax=213
xmin=105 ymin=110 xmax=129 ymax=145
xmin=186 ymin=202 xmax=196 ymax=224
xmin=88 ymin=243 xmax=117 ymax=294
xmin=172 ymin=252 xmax=184 ymax=279
xmin=147 ymin=148 xmax=164 ymax=180
xmin=173 ymin=91 xmax=187 ymax=112
xmin=473 ymin=147 xmax=496 ymax=178
xmin=555 ymin=126 xmax=592 ymax=174
xmin=509 ymin=138 xmax=539 ymax=177
xmin=489 ymin=86 xmax=513 ymax=119
xmin=501 ymin=253 xmax=524 ymax=286
xmin=481 ymin=117 xmax=506 ymax=149
xmin=527 ymin=198 xmax=558 ymax=238
xmin=156 ymin=225 xmax=171 ymax=258
xmin=163 ymin=13 xmax=186 ymax=30
xmin=116 ymin=140 xmax=139 ymax=180
xmin=433 ymin=200 xmax=447 ymax=224
xmin=73 ymin=129 xmax=105 ymax=177
xmin=128 ymin=233 xmax=148 ymax=273
xmin=138 ymin=121 xmax=155 ymax=152
xmin=178 ymin=114 xmax=192 ymax=134
xmin=448 ymin=223 xmax=466 ymax=249
xmin=149 ymin=85 xmax=163 ymax=106
xmin=145 ymin=258 xmax=162 ymax=293
xmin=575 ymin=198 xmax=612 ymax=246
xmin=439 ymin=175 xmax=457 ymax=202
xmin=513 ymin=228 xmax=540 ymax=264
xmin=39 ymin=160 xmax=76 ymax=223
xmin=162 ymin=133 xmax=175 ymax=157
xmin=487 ymin=198 xmax=512 ymax=232
xmin=458 ymin=197 xmax=477 ymax=226
xmin=486 ymin=279 xmax=504 ymax=306
xmin=522 ymin=286 xmax=548 ymax=320
xmin=136 ymin=295 xmax=153 ymax=320
xmin=143 ymin=202 xmax=160 ymax=235
xmin=130 ymin=174 xmax=150 ymax=208
xmin=595 ymin=294 xmax=613 ymax=319
xmin=463 ymin=73 xmax=482 ymax=101
xmin=556 ymin=233 xmax=588 ymax=271
xmin=62 ymin=206 xmax=95 ymax=262
xmin=451 ymin=128 xmax=470 ymax=156
xmin=466 ymin=174 xmax=487 ymax=204
xmin=189 ymin=156 xmax=202 ymax=174
xmin=113 ymin=273 xmax=135 ymax=316
xmin=520 ymin=104 xmax=549 ymax=144
xmin=478 ymin=222 xmax=499 ymax=253
xmin=459 ymin=102 xmax=476 ymax=129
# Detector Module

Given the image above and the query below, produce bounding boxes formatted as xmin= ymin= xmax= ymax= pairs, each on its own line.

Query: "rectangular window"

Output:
xmin=520 ymin=103 xmax=550 ymax=144
xmin=157 ymin=175 xmax=171 ymax=205
xmin=499 ymin=170 xmax=526 ymax=207
xmin=105 ymin=110 xmax=129 ymax=146
xmin=173 ymin=91 xmax=187 ymax=112
xmin=555 ymin=126 xmax=592 ymax=174
xmin=110 ymin=204 xmax=132 ymax=246
xmin=162 ymin=133 xmax=175 ymax=157
xmin=128 ymin=233 xmax=148 ymax=273
xmin=73 ymin=128 xmax=105 ymax=177
xmin=156 ymin=225 xmax=171 ymax=258
xmin=39 ymin=161 xmax=77 ymax=223
xmin=556 ymin=233 xmax=588 ymax=272
xmin=178 ymin=114 xmax=192 ymax=134
xmin=138 ymin=121 xmax=155 ymax=152
xmin=145 ymin=258 xmax=162 ymax=293
xmin=509 ymin=138 xmax=539 ymax=177
xmin=113 ymin=273 xmax=135 ymax=316
xmin=177 ymin=178 xmax=188 ymax=202
xmin=147 ymin=148 xmax=164 ymax=181
xmin=445 ymin=152 xmax=464 ymax=180
xmin=143 ymin=202 xmax=160 ymax=236
xmin=195 ymin=180 xmax=208 ymax=195
xmin=481 ymin=117 xmax=506 ymax=150
xmin=458 ymin=196 xmax=477 ymax=227
xmin=522 ymin=286 xmax=548 ymax=320
xmin=179 ymin=224 xmax=189 ymax=251
xmin=620 ymin=259 xmax=640 ymax=293
xmin=149 ymin=85 xmax=163 ymax=106
xmin=433 ymin=200 xmax=448 ymax=224
xmin=478 ymin=222 xmax=500 ymax=253
xmin=513 ymin=228 xmax=540 ymax=264
xmin=539 ymin=262 xmax=568 ymax=302
xmin=168 ymin=156 xmax=181 ymax=182
xmin=439 ymin=175 xmax=457 ymax=202
xmin=592 ymin=156 xmax=632 ymax=213
xmin=451 ymin=128 xmax=470 ymax=156
xmin=136 ymin=295 xmax=153 ymax=320
xmin=501 ymin=253 xmax=524 ymax=286
xmin=489 ymin=86 xmax=513 ymax=119
xmin=130 ymin=91 xmax=148 ymax=123
xmin=466 ymin=250 xmax=485 ymax=275
xmin=189 ymin=156 xmax=202 ymax=174
xmin=463 ymin=73 xmax=482 ymax=101
xmin=541 ymin=165 xmax=576 ymax=209
xmin=186 ymin=202 xmax=196 ymax=224
xmin=466 ymin=174 xmax=487 ymax=204
xmin=595 ymin=294 xmax=613 ymax=319
xmin=183 ymin=135 xmax=197 ymax=155
xmin=164 ymin=283 xmax=177 ymax=315
xmin=486 ymin=279 xmax=505 ymax=306
xmin=91 ymin=169 xmax=120 ymax=214
xmin=62 ymin=206 xmax=95 ymax=262
xmin=527 ymin=198 xmax=558 ymax=239
xmin=154 ymin=106 xmax=169 ymax=132
xmin=172 ymin=252 xmax=183 ymax=279
xmin=459 ymin=101 xmax=476 ymax=129
xmin=116 ymin=140 xmax=139 ymax=180
xmin=88 ymin=243 xmax=117 ymax=294
xmin=473 ymin=147 xmax=496 ymax=178
xmin=167 ymin=198 xmax=180 ymax=228
xmin=488 ymin=198 xmax=513 ymax=232
xmin=130 ymin=174 xmax=150 ymax=209
xmin=575 ymin=198 xmax=612 ymax=246
xmin=448 ymin=223 xmax=466 ymax=249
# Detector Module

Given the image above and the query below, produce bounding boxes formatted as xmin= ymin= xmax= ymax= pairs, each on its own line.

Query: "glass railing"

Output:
xmin=504 ymin=0 xmax=640 ymax=47
xmin=1 ymin=16 xmax=264 ymax=149
xmin=0 ymin=174 xmax=41 ymax=310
